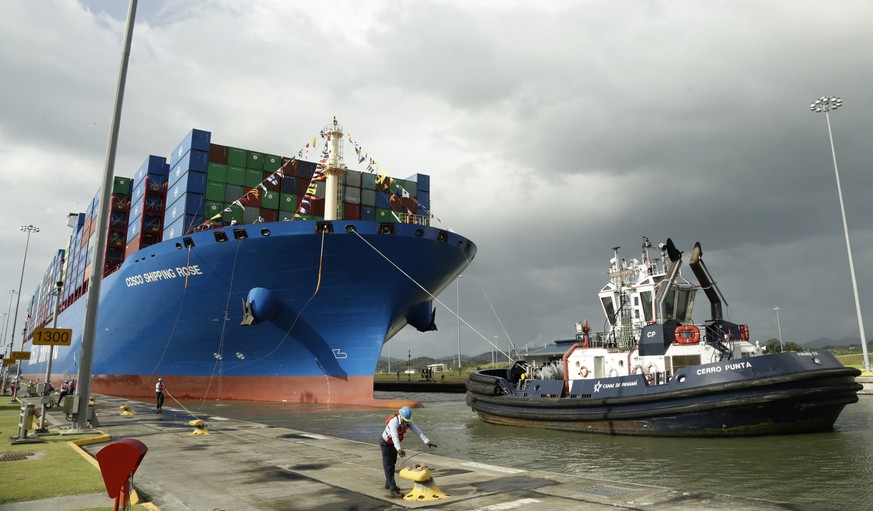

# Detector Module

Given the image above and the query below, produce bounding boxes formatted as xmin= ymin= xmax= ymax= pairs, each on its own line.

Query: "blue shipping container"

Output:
xmin=414 ymin=173 xmax=430 ymax=193
xmin=165 ymin=193 xmax=206 ymax=223
xmin=169 ymin=149 xmax=209 ymax=187
xmin=417 ymin=190 xmax=430 ymax=209
xmin=375 ymin=191 xmax=391 ymax=209
xmin=169 ymin=129 xmax=211 ymax=168
xmin=134 ymin=155 xmax=168 ymax=185
xmin=167 ymin=171 xmax=208 ymax=203
xmin=127 ymin=219 xmax=140 ymax=241
xmin=163 ymin=214 xmax=203 ymax=240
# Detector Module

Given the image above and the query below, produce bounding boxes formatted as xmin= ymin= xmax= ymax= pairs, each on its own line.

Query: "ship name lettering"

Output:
xmin=125 ymin=266 xmax=203 ymax=287
xmin=175 ymin=265 xmax=202 ymax=276
xmin=144 ymin=268 xmax=177 ymax=282
xmin=724 ymin=362 xmax=752 ymax=371
xmin=696 ymin=366 xmax=722 ymax=376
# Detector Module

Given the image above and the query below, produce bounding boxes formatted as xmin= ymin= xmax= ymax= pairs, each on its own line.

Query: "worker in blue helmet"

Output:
xmin=380 ymin=405 xmax=437 ymax=498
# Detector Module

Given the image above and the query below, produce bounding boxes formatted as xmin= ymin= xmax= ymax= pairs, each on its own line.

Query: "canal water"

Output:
xmin=170 ymin=392 xmax=873 ymax=510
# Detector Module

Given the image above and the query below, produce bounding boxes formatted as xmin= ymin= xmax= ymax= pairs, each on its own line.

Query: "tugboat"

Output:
xmin=466 ymin=238 xmax=862 ymax=436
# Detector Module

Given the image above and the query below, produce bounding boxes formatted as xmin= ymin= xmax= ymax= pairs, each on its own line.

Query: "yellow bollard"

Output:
xmin=189 ymin=419 xmax=209 ymax=435
xmin=398 ymin=464 xmax=449 ymax=501
xmin=119 ymin=404 xmax=134 ymax=416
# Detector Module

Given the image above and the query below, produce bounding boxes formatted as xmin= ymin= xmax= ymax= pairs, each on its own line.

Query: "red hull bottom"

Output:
xmin=20 ymin=373 xmax=418 ymax=409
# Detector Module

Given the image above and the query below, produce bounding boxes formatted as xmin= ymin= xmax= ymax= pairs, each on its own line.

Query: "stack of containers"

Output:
xmin=342 ymin=170 xmax=362 ymax=220
xmin=78 ymin=178 xmax=133 ymax=285
xmin=25 ymin=249 xmax=66 ymax=331
xmin=163 ymin=129 xmax=211 ymax=240
xmin=106 ymin=176 xmax=132 ymax=272
xmin=415 ymin=173 xmax=431 ymax=220
xmin=207 ymin=143 xmax=291 ymax=225
xmin=292 ymin=160 xmax=323 ymax=219
xmin=357 ymin=171 xmax=429 ymax=224
xmin=127 ymin=155 xmax=169 ymax=253
xmin=61 ymin=214 xmax=86 ymax=309
xmin=277 ymin=157 xmax=298 ymax=221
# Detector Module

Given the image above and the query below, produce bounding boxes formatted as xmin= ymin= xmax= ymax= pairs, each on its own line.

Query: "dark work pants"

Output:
xmin=156 ymin=391 xmax=164 ymax=409
xmin=380 ymin=438 xmax=398 ymax=491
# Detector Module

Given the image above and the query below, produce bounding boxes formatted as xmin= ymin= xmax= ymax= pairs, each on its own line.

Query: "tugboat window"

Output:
xmin=640 ymin=291 xmax=653 ymax=323
xmin=601 ymin=296 xmax=616 ymax=326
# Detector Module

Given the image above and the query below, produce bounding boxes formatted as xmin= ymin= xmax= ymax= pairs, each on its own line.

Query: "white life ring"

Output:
xmin=632 ymin=365 xmax=644 ymax=375
xmin=608 ymin=368 xmax=618 ymax=378
xmin=579 ymin=366 xmax=589 ymax=378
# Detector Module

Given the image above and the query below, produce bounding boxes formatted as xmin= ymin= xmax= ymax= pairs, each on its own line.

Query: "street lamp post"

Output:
xmin=773 ymin=307 xmax=784 ymax=352
xmin=1 ymin=290 xmax=17 ymax=394
xmin=810 ymin=96 xmax=870 ymax=373
xmin=456 ymin=275 xmax=463 ymax=377
xmin=36 ymin=280 xmax=64 ymax=434
xmin=10 ymin=224 xmax=39 ymax=401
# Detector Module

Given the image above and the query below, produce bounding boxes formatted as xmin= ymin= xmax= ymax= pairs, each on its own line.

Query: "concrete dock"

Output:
xmin=9 ymin=395 xmax=837 ymax=511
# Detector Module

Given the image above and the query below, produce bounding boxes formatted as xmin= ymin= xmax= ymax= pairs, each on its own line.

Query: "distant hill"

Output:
xmin=803 ymin=337 xmax=863 ymax=349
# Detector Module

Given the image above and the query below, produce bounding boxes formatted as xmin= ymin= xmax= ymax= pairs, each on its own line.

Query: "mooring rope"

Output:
xmin=350 ymin=229 xmax=510 ymax=359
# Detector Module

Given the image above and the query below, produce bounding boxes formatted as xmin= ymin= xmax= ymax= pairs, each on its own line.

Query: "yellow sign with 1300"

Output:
xmin=32 ymin=327 xmax=73 ymax=346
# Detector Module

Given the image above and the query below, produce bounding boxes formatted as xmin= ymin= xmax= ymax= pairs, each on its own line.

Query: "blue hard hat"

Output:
xmin=399 ymin=406 xmax=412 ymax=421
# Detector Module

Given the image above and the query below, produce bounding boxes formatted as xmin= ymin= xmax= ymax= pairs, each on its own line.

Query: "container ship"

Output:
xmin=17 ymin=119 xmax=476 ymax=405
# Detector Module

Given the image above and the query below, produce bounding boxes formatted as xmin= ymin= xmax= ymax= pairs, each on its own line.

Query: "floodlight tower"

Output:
xmin=810 ymin=96 xmax=870 ymax=373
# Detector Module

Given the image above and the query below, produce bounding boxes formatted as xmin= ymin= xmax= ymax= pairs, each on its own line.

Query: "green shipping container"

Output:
xmin=206 ymin=181 xmax=226 ymax=201
xmin=228 ymin=147 xmax=247 ymax=167
xmin=226 ymin=166 xmax=245 ymax=185
xmin=263 ymin=154 xmax=281 ymax=171
xmin=246 ymin=151 xmax=264 ymax=170
xmin=279 ymin=193 xmax=298 ymax=212
xmin=262 ymin=191 xmax=280 ymax=209
xmin=362 ymin=172 xmax=376 ymax=190
xmin=244 ymin=168 xmax=263 ymax=187
xmin=207 ymin=162 xmax=227 ymax=182
xmin=375 ymin=208 xmax=398 ymax=222
xmin=204 ymin=200 xmax=224 ymax=217
xmin=394 ymin=179 xmax=416 ymax=197
xmin=222 ymin=205 xmax=244 ymax=223
xmin=278 ymin=211 xmax=295 ymax=221
xmin=113 ymin=176 xmax=132 ymax=195
xmin=361 ymin=188 xmax=376 ymax=207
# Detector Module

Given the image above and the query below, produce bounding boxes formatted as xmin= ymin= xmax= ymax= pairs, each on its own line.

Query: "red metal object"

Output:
xmin=96 ymin=438 xmax=148 ymax=511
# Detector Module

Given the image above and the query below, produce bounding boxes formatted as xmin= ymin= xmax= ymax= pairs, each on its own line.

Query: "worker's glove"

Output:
xmin=398 ymin=449 xmax=406 ymax=458
xmin=427 ymin=442 xmax=437 ymax=449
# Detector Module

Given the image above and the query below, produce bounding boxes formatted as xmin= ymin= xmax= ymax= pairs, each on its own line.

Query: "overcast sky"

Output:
xmin=2 ymin=0 xmax=872 ymax=362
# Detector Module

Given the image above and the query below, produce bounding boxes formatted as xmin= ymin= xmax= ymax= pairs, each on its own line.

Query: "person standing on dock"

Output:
xmin=155 ymin=378 xmax=166 ymax=412
xmin=380 ymin=406 xmax=437 ymax=498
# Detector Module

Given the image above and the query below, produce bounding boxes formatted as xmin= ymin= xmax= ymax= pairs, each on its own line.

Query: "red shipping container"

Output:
xmin=260 ymin=209 xmax=278 ymax=223
xmin=308 ymin=199 xmax=325 ymax=217
xmin=280 ymin=157 xmax=298 ymax=176
xmin=399 ymin=196 xmax=418 ymax=212
xmin=241 ymin=186 xmax=261 ymax=207
xmin=125 ymin=234 xmax=142 ymax=255
xmin=344 ymin=202 xmax=361 ymax=220
xmin=209 ymin=143 xmax=229 ymax=164
xmin=262 ymin=171 xmax=281 ymax=191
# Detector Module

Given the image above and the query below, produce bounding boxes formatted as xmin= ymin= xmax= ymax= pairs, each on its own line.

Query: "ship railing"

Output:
xmin=398 ymin=213 xmax=430 ymax=226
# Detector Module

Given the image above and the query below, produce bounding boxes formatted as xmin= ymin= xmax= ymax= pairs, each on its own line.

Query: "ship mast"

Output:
xmin=323 ymin=117 xmax=347 ymax=221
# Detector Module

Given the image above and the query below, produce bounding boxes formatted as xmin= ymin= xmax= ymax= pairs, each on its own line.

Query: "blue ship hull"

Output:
xmin=21 ymin=220 xmax=475 ymax=404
